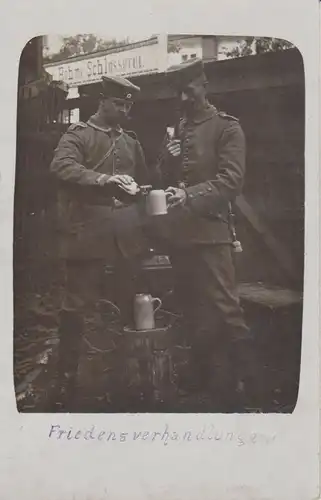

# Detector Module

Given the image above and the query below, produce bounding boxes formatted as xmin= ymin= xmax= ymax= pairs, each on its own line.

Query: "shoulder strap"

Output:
xmin=91 ymin=132 xmax=123 ymax=171
xmin=124 ymin=129 xmax=138 ymax=140
xmin=217 ymin=111 xmax=240 ymax=122
xmin=67 ymin=121 xmax=88 ymax=131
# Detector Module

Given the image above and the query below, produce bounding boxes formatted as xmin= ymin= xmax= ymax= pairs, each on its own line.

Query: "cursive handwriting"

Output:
xmin=48 ymin=424 xmax=276 ymax=447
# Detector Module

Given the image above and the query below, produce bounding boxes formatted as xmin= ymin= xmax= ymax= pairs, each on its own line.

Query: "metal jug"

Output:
xmin=134 ymin=293 xmax=162 ymax=331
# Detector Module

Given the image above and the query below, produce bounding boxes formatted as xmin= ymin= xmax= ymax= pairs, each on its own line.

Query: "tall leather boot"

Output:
xmin=53 ymin=309 xmax=84 ymax=411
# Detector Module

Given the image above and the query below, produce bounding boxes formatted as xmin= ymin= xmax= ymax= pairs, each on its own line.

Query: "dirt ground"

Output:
xmin=14 ymin=260 xmax=302 ymax=414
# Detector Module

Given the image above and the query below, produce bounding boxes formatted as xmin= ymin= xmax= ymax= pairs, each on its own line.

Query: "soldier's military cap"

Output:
xmin=100 ymin=74 xmax=141 ymax=100
xmin=166 ymin=58 xmax=207 ymax=90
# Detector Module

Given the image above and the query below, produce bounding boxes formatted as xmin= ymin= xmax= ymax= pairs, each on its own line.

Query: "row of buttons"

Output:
xmin=113 ymin=150 xmax=121 ymax=174
xmin=188 ymin=185 xmax=213 ymax=199
xmin=182 ymin=129 xmax=192 ymax=172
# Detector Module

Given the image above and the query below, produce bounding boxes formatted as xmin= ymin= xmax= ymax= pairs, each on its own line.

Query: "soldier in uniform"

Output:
xmin=50 ymin=75 xmax=151 ymax=409
xmin=153 ymin=59 xmax=255 ymax=410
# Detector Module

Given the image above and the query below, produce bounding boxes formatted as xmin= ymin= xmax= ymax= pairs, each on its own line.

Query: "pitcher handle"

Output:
xmin=152 ymin=297 xmax=162 ymax=313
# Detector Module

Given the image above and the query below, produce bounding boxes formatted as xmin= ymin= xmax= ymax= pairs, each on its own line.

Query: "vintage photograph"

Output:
xmin=14 ymin=33 xmax=304 ymax=414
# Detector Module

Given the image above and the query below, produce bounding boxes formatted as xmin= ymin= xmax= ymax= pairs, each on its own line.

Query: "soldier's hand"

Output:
xmin=165 ymin=186 xmax=187 ymax=208
xmin=166 ymin=139 xmax=181 ymax=157
xmin=107 ymin=174 xmax=134 ymax=187
xmin=107 ymin=175 xmax=139 ymax=195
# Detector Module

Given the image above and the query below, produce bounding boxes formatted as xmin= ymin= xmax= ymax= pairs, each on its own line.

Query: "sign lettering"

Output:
xmin=44 ymin=40 xmax=164 ymax=87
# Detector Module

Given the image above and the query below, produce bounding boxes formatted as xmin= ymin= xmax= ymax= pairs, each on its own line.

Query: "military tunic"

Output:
xmin=50 ymin=119 xmax=150 ymax=261
xmin=155 ymin=105 xmax=245 ymax=246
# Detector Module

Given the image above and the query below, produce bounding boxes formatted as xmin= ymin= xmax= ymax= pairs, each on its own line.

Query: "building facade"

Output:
xmin=43 ymin=34 xmax=242 ymax=123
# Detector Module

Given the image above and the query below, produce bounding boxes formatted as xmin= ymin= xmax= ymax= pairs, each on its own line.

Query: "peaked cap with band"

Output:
xmin=99 ymin=74 xmax=141 ymax=100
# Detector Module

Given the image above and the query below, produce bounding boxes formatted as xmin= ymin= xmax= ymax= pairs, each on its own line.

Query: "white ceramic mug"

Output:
xmin=146 ymin=189 xmax=169 ymax=216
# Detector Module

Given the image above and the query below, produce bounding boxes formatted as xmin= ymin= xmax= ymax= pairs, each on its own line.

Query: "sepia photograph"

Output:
xmin=14 ymin=32 xmax=304 ymax=415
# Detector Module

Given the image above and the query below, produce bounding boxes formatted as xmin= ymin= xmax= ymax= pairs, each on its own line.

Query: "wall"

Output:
xmin=210 ymin=85 xmax=304 ymax=287
xmin=19 ymin=37 xmax=43 ymax=86
xmin=167 ymin=35 xmax=218 ymax=66
xmin=168 ymin=36 xmax=203 ymax=66
xmin=201 ymin=37 xmax=218 ymax=61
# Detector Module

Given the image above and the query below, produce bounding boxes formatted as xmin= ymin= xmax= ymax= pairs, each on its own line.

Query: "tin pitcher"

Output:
xmin=134 ymin=293 xmax=162 ymax=331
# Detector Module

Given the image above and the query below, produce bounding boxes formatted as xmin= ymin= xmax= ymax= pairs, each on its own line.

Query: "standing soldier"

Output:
xmin=50 ymin=75 xmax=151 ymax=409
xmin=153 ymin=59 xmax=256 ymax=411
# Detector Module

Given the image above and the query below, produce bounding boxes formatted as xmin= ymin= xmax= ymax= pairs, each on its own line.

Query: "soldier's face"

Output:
xmin=100 ymin=97 xmax=133 ymax=124
xmin=180 ymin=81 xmax=207 ymax=115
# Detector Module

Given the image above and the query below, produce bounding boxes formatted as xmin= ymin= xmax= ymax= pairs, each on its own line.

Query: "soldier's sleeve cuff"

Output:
xmin=75 ymin=170 xmax=110 ymax=187
xmin=185 ymin=182 xmax=222 ymax=216
xmin=95 ymin=173 xmax=110 ymax=186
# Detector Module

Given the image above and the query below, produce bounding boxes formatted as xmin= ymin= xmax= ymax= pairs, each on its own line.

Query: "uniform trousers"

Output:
xmin=169 ymin=244 xmax=249 ymax=338
xmin=168 ymin=243 xmax=255 ymax=405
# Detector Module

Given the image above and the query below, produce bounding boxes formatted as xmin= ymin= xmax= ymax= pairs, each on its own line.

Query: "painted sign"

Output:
xmin=44 ymin=37 xmax=168 ymax=88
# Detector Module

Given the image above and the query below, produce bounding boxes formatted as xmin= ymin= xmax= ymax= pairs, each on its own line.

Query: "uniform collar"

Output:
xmin=87 ymin=116 xmax=123 ymax=134
xmin=188 ymin=104 xmax=217 ymax=124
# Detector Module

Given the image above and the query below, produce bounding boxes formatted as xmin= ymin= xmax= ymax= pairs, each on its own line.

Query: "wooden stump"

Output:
xmin=123 ymin=325 xmax=176 ymax=409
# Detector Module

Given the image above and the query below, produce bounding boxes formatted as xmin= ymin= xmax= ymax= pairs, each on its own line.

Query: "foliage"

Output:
xmin=167 ymin=40 xmax=182 ymax=54
xmin=42 ymin=35 xmax=296 ymax=66
xmin=43 ymin=34 xmax=130 ymax=63
xmin=222 ymin=37 xmax=294 ymax=59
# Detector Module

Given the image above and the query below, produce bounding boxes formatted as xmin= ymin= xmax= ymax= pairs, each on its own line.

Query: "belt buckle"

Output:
xmin=112 ymin=197 xmax=124 ymax=209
